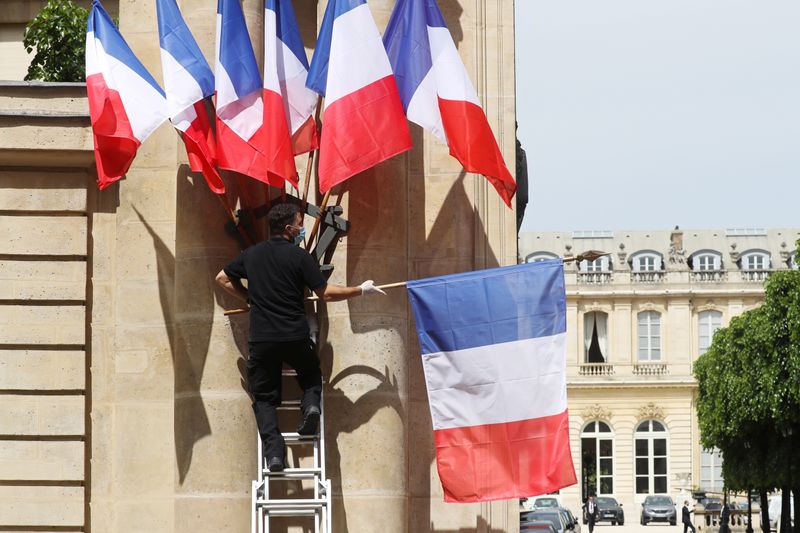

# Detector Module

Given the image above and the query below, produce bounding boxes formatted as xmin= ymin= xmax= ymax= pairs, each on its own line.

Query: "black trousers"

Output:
xmin=683 ymin=522 xmax=696 ymax=533
xmin=587 ymin=518 xmax=595 ymax=533
xmin=247 ymin=338 xmax=322 ymax=460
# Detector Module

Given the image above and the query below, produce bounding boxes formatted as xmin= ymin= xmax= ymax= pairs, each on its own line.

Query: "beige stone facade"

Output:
xmin=0 ymin=0 xmax=518 ymax=531
xmin=520 ymin=228 xmax=800 ymax=516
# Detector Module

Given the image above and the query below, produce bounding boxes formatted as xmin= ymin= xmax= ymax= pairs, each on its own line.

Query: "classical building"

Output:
xmin=0 ymin=1 xmax=517 ymax=531
xmin=519 ymin=228 xmax=800 ymax=514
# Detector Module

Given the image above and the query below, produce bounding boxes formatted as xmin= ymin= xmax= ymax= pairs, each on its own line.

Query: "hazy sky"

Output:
xmin=515 ymin=1 xmax=800 ymax=232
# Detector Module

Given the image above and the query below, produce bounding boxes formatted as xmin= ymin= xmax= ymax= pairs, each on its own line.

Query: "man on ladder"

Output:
xmin=215 ymin=202 xmax=385 ymax=471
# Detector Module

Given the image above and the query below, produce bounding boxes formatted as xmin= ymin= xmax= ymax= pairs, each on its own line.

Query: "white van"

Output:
xmin=765 ymin=494 xmax=794 ymax=532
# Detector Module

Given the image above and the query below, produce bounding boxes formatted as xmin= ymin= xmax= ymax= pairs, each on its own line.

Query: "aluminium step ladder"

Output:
xmin=251 ymin=370 xmax=332 ymax=533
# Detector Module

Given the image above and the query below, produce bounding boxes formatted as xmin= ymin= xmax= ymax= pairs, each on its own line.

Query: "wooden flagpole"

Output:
xmin=222 ymin=251 xmax=610 ymax=316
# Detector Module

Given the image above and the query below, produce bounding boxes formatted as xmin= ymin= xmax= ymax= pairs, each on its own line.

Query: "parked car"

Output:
xmin=524 ymin=510 xmax=568 ymax=533
xmin=520 ymin=521 xmax=557 ymax=533
xmin=593 ymin=496 xmax=625 ymax=525
xmin=701 ymin=497 xmax=722 ymax=511
xmin=641 ymin=495 xmax=677 ymax=526
xmin=560 ymin=507 xmax=581 ymax=532
xmin=533 ymin=497 xmax=563 ymax=509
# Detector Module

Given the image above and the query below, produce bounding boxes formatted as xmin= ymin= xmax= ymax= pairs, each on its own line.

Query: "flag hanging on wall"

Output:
xmin=407 ymin=260 xmax=576 ymax=502
xmin=215 ymin=0 xmax=281 ymax=186
xmin=86 ymin=0 xmax=168 ymax=190
xmin=306 ymin=0 xmax=411 ymax=193
xmin=265 ymin=0 xmax=319 ymax=156
xmin=156 ymin=0 xmax=225 ymax=194
xmin=383 ymin=0 xmax=517 ymax=207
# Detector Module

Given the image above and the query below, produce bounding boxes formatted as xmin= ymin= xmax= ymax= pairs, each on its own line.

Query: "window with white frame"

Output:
xmin=581 ymin=421 xmax=615 ymax=497
xmin=741 ymin=251 xmax=770 ymax=271
xmin=635 ymin=420 xmax=668 ymax=494
xmin=692 ymin=252 xmax=722 ymax=271
xmin=631 ymin=252 xmax=662 ymax=272
xmin=637 ymin=311 xmax=661 ymax=361
xmin=698 ymin=310 xmax=722 ymax=355
xmin=584 ymin=312 xmax=609 ymax=363
xmin=580 ymin=256 xmax=611 ymax=272
xmin=525 ymin=252 xmax=559 ymax=263
xmin=700 ymin=447 xmax=724 ymax=493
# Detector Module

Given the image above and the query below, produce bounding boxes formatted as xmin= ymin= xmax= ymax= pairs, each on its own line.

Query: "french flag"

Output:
xmin=215 ymin=0 xmax=280 ymax=186
xmin=383 ymin=0 xmax=517 ymax=207
xmin=265 ymin=0 xmax=319 ymax=156
xmin=407 ymin=260 xmax=576 ymax=502
xmin=85 ymin=0 xmax=168 ymax=190
xmin=306 ymin=0 xmax=411 ymax=193
xmin=156 ymin=0 xmax=225 ymax=194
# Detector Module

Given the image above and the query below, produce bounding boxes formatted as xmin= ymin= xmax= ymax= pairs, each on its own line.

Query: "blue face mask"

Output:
xmin=294 ymin=227 xmax=306 ymax=246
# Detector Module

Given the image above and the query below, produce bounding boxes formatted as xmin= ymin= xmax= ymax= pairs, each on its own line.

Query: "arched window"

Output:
xmin=689 ymin=251 xmax=722 ymax=271
xmin=583 ymin=312 xmax=609 ymax=363
xmin=698 ymin=310 xmax=722 ymax=355
xmin=580 ymin=256 xmax=611 ymax=272
xmin=635 ymin=420 xmax=668 ymax=494
xmin=525 ymin=251 xmax=559 ymax=263
xmin=630 ymin=251 xmax=663 ymax=272
xmin=740 ymin=250 xmax=771 ymax=271
xmin=637 ymin=311 xmax=661 ymax=361
xmin=581 ymin=421 xmax=614 ymax=499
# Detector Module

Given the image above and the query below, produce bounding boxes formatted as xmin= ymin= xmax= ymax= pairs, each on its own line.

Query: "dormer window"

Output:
xmin=740 ymin=251 xmax=770 ymax=271
xmin=690 ymin=251 xmax=722 ymax=271
xmin=525 ymin=251 xmax=559 ymax=263
xmin=580 ymin=256 xmax=611 ymax=272
xmin=631 ymin=252 xmax=663 ymax=272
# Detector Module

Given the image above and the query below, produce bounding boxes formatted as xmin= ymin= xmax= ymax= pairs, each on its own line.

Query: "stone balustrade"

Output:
xmin=578 ymin=363 xmax=615 ymax=376
xmin=631 ymin=270 xmax=665 ymax=283
xmin=740 ymin=269 xmax=771 ymax=282
xmin=632 ymin=362 xmax=669 ymax=376
xmin=577 ymin=272 xmax=613 ymax=284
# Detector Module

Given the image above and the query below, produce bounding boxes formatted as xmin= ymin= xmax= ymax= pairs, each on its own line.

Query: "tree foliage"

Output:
xmin=23 ymin=0 xmax=89 ymax=82
xmin=695 ymin=256 xmax=800 ymax=530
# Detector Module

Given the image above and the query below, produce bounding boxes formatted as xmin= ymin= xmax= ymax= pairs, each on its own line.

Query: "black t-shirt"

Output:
xmin=223 ymin=237 xmax=327 ymax=342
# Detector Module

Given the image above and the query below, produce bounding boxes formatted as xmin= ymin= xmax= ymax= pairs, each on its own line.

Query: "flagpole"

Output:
xmin=222 ymin=251 xmax=610 ymax=315
xmin=301 ymin=96 xmax=323 ymax=208
xmin=304 ymin=189 xmax=330 ymax=251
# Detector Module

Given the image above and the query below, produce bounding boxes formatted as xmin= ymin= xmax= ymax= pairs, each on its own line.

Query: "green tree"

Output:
xmin=695 ymin=264 xmax=800 ymax=533
xmin=23 ymin=0 xmax=89 ymax=82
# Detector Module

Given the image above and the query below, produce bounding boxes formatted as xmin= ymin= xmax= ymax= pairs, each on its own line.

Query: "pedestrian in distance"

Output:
xmin=216 ymin=202 xmax=385 ymax=472
xmin=583 ymin=493 xmax=599 ymax=533
xmin=720 ymin=498 xmax=731 ymax=533
xmin=682 ymin=500 xmax=696 ymax=533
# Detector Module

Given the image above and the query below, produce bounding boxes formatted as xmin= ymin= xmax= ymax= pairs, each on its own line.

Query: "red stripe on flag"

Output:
xmin=438 ymin=97 xmax=517 ymax=208
xmin=263 ymin=89 xmax=298 ymax=188
xmin=433 ymin=409 xmax=576 ymax=503
xmin=86 ymin=73 xmax=140 ymax=190
xmin=181 ymin=101 xmax=225 ymax=194
xmin=215 ymin=117 xmax=283 ymax=188
xmin=291 ymin=115 xmax=319 ymax=156
xmin=318 ymin=75 xmax=411 ymax=193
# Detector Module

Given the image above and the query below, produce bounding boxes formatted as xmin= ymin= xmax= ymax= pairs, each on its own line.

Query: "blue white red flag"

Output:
xmin=306 ymin=0 xmax=411 ymax=193
xmin=264 ymin=0 xmax=319 ymax=156
xmin=156 ymin=0 xmax=225 ymax=193
xmin=215 ymin=0 xmax=281 ymax=186
xmin=407 ymin=260 xmax=576 ymax=502
xmin=383 ymin=0 xmax=516 ymax=207
xmin=85 ymin=0 xmax=168 ymax=190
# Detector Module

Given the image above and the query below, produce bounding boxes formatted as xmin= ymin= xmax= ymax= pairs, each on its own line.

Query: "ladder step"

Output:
xmin=282 ymin=432 xmax=318 ymax=442
xmin=263 ymin=508 xmax=320 ymax=517
xmin=277 ymin=400 xmax=301 ymax=410
xmin=264 ymin=467 xmax=322 ymax=478
xmin=258 ymin=498 xmax=328 ymax=509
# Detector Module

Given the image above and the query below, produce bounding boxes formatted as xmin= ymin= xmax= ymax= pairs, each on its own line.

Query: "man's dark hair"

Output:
xmin=267 ymin=202 xmax=299 ymax=236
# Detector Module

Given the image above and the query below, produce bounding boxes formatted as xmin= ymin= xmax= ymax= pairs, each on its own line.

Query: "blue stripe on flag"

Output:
xmin=383 ymin=0 xmax=433 ymax=111
xmin=306 ymin=0 xmax=366 ymax=96
xmin=407 ymin=260 xmax=566 ymax=355
xmin=266 ymin=0 xmax=310 ymax=69
xmin=423 ymin=0 xmax=448 ymax=28
xmin=218 ymin=0 xmax=262 ymax=98
xmin=156 ymin=0 xmax=215 ymax=97
xmin=89 ymin=1 xmax=165 ymax=96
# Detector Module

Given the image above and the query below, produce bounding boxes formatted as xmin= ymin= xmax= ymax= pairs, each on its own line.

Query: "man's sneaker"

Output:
xmin=297 ymin=405 xmax=321 ymax=435
xmin=267 ymin=457 xmax=285 ymax=472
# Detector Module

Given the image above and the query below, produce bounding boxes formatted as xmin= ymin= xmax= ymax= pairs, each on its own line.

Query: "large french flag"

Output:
xmin=215 ymin=0 xmax=279 ymax=186
xmin=306 ymin=0 xmax=412 ymax=193
xmin=384 ymin=0 xmax=517 ymax=207
xmin=407 ymin=260 xmax=576 ymax=502
xmin=265 ymin=0 xmax=319 ymax=156
xmin=156 ymin=0 xmax=225 ymax=194
xmin=85 ymin=0 xmax=168 ymax=190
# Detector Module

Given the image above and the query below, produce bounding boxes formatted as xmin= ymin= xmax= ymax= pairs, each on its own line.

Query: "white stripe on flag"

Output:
xmin=263 ymin=9 xmax=281 ymax=93
xmin=406 ymin=67 xmax=446 ymax=143
xmin=428 ymin=27 xmax=479 ymax=105
xmin=216 ymin=66 xmax=263 ymax=141
xmin=422 ymin=332 xmax=567 ymax=430
xmin=324 ymin=4 xmax=393 ymax=107
xmin=160 ymin=48 xmax=206 ymax=121
xmin=87 ymin=33 xmax=167 ymax=142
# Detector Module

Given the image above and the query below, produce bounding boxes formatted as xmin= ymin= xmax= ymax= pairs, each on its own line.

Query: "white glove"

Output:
xmin=359 ymin=280 xmax=386 ymax=296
